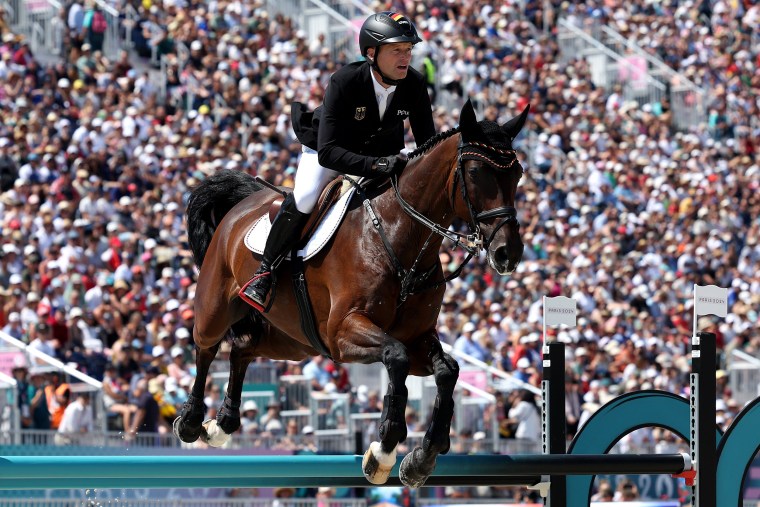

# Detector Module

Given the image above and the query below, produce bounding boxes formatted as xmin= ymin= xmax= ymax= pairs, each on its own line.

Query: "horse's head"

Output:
xmin=454 ymin=99 xmax=529 ymax=275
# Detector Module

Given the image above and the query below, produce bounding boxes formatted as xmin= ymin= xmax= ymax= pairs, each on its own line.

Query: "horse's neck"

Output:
xmin=398 ymin=140 xmax=458 ymax=231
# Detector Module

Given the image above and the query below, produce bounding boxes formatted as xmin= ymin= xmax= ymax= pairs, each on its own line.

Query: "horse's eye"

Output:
xmin=468 ymin=166 xmax=478 ymax=177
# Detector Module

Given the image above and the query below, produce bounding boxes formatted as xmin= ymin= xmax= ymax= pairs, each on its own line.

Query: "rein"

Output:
xmin=353 ymin=134 xmax=521 ymax=305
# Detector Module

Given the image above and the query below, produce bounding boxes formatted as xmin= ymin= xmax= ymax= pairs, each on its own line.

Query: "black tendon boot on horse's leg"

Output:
xmin=363 ymin=340 xmax=410 ymax=485
xmin=173 ymin=342 xmax=221 ymax=443
xmin=206 ymin=337 xmax=258 ymax=447
xmin=240 ymin=193 xmax=308 ymax=311
xmin=400 ymin=339 xmax=459 ymax=488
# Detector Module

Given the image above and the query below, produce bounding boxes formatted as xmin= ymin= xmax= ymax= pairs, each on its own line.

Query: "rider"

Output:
xmin=240 ymin=11 xmax=436 ymax=311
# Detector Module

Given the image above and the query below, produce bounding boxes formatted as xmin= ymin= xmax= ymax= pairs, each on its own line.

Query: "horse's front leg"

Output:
xmin=400 ymin=336 xmax=458 ymax=488
xmin=173 ymin=341 xmax=220 ymax=443
xmin=336 ymin=314 xmax=410 ymax=485
xmin=363 ymin=336 xmax=409 ymax=484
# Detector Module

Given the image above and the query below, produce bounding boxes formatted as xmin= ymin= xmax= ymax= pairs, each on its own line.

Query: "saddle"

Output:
xmin=245 ymin=177 xmax=356 ymax=260
xmin=268 ymin=177 xmax=347 ymax=244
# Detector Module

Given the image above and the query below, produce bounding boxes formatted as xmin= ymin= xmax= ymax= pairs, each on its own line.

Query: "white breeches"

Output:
xmin=292 ymin=147 xmax=341 ymax=214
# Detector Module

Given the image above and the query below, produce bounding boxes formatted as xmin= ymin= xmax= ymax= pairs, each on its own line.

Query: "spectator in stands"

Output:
xmin=162 ymin=376 xmax=186 ymax=408
xmin=273 ymin=487 xmax=296 ymax=507
xmin=81 ymin=334 xmax=108 ymax=380
xmin=111 ymin=342 xmax=139 ymax=383
xmin=240 ymin=400 xmax=260 ymax=435
xmin=493 ymin=341 xmax=513 ymax=373
xmin=173 ymin=327 xmax=194 ymax=363
xmin=614 ymin=479 xmax=640 ymax=502
xmin=28 ymin=321 xmax=53 ymax=363
xmin=12 ymin=361 xmax=30 ymax=426
xmin=0 ymin=287 xmax=11 ymax=326
xmin=2 ymin=311 xmax=23 ymax=339
xmin=300 ymin=425 xmax=318 ymax=453
xmin=67 ymin=0 xmax=84 ymax=36
xmin=324 ymin=360 xmax=350 ymax=393
xmin=82 ymin=3 xmax=107 ymax=52
xmin=302 ymin=355 xmax=331 ymax=391
xmin=565 ymin=378 xmax=583 ymax=438
xmin=316 ymin=486 xmax=335 ymax=506
xmin=259 ymin=401 xmax=284 ymax=436
xmin=19 ymin=292 xmax=40 ymax=329
xmin=654 ymin=428 xmax=682 ymax=454
xmin=505 ymin=389 xmax=541 ymax=444
xmin=454 ymin=321 xmax=488 ymax=362
xmin=512 ymin=357 xmax=532 ymax=384
xmin=55 ymin=389 xmax=93 ymax=445
xmin=404 ymin=406 xmax=422 ymax=434
xmin=44 ymin=371 xmax=70 ymax=430
xmin=27 ymin=367 xmax=51 ymax=432
xmin=590 ymin=480 xmax=614 ymax=502
xmin=150 ymin=377 xmax=177 ymax=428
xmin=203 ymin=381 xmax=222 ymax=421
xmin=127 ymin=378 xmax=161 ymax=439
xmin=167 ymin=346 xmax=192 ymax=385
xmin=102 ymin=363 xmax=133 ymax=432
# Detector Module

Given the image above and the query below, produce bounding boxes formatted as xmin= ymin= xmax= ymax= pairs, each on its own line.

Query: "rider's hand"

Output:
xmin=373 ymin=154 xmax=408 ymax=175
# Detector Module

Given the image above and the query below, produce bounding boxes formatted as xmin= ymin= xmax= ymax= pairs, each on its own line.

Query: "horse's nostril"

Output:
xmin=494 ymin=246 xmax=509 ymax=265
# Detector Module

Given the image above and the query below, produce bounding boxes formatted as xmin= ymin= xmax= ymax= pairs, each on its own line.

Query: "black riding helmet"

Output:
xmin=359 ymin=11 xmax=422 ymax=85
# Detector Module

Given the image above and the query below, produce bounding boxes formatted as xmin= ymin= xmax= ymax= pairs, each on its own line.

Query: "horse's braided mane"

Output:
xmin=408 ymin=126 xmax=461 ymax=159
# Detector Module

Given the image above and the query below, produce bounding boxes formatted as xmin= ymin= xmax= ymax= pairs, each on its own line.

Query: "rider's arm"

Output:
xmin=317 ymin=74 xmax=379 ymax=177
xmin=408 ymin=74 xmax=436 ymax=146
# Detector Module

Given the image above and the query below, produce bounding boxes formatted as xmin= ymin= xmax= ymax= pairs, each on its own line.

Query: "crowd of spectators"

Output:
xmin=0 ymin=0 xmax=758 ymax=500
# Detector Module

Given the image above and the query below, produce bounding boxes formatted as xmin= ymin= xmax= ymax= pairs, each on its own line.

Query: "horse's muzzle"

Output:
xmin=488 ymin=238 xmax=523 ymax=275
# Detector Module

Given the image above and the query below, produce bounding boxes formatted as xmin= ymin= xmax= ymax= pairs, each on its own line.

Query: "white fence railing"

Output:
xmin=557 ymin=18 xmax=690 ymax=130
xmin=0 ymin=373 xmax=19 ymax=445
xmin=263 ymin=0 xmax=366 ymax=63
xmin=591 ymin=22 xmax=706 ymax=131
xmin=0 ymin=330 xmax=106 ymax=433
xmin=0 ymin=0 xmax=121 ymax=60
xmin=442 ymin=341 xmax=542 ymax=396
xmin=729 ymin=350 xmax=760 ymax=406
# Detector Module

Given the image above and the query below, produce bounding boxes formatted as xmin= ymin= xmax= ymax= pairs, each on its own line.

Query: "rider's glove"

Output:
xmin=373 ymin=154 xmax=408 ymax=175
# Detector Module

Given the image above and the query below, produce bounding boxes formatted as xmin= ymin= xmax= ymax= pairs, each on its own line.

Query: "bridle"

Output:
xmin=381 ymin=133 xmax=522 ymax=302
xmin=451 ymin=137 xmax=522 ymax=252
xmin=392 ymin=135 xmax=522 ymax=256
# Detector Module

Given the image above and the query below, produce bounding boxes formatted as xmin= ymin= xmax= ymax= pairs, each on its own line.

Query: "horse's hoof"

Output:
xmin=173 ymin=416 xmax=202 ymax=444
xmin=362 ymin=441 xmax=396 ymax=485
xmin=399 ymin=446 xmax=435 ymax=489
xmin=200 ymin=419 xmax=231 ymax=447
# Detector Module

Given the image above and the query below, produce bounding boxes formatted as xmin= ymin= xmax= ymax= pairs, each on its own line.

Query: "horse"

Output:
xmin=174 ymin=99 xmax=529 ymax=488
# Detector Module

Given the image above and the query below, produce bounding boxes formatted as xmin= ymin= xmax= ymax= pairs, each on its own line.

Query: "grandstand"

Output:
xmin=0 ymin=0 xmax=758 ymax=504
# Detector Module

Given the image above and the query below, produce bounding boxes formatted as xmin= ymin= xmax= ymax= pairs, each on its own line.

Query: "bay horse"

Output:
xmin=175 ymin=99 xmax=528 ymax=488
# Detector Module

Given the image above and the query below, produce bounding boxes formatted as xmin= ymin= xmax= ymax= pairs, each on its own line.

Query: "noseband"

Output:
xmin=452 ymin=137 xmax=521 ymax=251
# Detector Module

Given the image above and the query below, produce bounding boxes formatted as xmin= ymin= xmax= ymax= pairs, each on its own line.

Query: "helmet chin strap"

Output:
xmin=369 ymin=47 xmax=401 ymax=86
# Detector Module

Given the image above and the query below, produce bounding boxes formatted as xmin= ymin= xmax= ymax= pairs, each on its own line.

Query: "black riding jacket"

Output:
xmin=291 ymin=61 xmax=436 ymax=178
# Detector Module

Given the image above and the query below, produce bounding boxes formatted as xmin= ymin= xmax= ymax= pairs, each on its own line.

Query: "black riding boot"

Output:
xmin=241 ymin=193 xmax=308 ymax=310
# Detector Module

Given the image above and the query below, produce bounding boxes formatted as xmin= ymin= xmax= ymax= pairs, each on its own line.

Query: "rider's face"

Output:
xmin=370 ymin=42 xmax=413 ymax=85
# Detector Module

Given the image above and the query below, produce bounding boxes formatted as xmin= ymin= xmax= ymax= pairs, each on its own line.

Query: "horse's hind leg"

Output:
xmin=204 ymin=319 xmax=261 ymax=447
xmin=399 ymin=337 xmax=459 ymax=488
xmin=174 ymin=341 xmax=221 ymax=443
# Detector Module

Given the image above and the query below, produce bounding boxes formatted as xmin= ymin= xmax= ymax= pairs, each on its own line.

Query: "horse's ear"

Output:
xmin=459 ymin=99 xmax=479 ymax=140
xmin=502 ymin=104 xmax=530 ymax=140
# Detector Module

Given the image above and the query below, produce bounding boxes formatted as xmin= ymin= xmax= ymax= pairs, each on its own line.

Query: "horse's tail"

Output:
xmin=186 ymin=169 xmax=262 ymax=267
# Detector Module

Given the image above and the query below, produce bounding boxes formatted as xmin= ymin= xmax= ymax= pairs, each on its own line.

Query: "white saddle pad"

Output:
xmin=244 ymin=187 xmax=356 ymax=260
